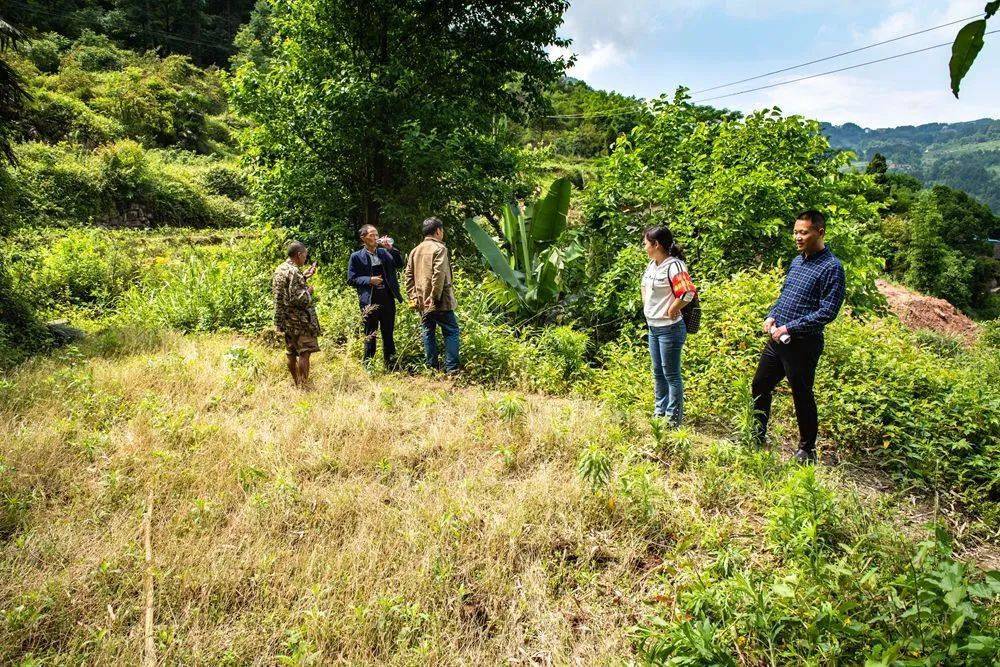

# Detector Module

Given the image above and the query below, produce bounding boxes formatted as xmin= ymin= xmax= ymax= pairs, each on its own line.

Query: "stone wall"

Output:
xmin=102 ymin=203 xmax=155 ymax=228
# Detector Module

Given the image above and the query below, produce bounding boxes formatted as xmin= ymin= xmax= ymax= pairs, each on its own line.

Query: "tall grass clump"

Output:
xmin=29 ymin=229 xmax=144 ymax=311
xmin=115 ymin=231 xmax=280 ymax=332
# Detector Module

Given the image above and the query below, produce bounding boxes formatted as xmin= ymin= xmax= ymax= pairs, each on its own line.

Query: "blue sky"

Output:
xmin=551 ymin=0 xmax=999 ymax=128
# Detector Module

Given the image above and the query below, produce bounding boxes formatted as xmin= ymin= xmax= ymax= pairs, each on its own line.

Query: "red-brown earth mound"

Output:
xmin=876 ymin=279 xmax=979 ymax=343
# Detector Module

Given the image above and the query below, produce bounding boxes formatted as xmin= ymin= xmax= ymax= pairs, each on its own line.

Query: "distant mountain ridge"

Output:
xmin=822 ymin=118 xmax=1000 ymax=213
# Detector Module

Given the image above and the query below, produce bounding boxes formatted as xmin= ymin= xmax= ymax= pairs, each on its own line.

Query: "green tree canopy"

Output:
xmin=228 ymin=0 xmax=570 ymax=253
xmin=582 ymin=91 xmax=884 ymax=309
xmin=6 ymin=0 xmax=256 ymax=67
xmin=524 ymin=77 xmax=652 ymax=157
xmin=865 ymin=152 xmax=888 ymax=186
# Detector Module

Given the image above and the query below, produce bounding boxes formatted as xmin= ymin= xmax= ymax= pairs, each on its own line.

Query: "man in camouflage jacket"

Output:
xmin=273 ymin=241 xmax=320 ymax=386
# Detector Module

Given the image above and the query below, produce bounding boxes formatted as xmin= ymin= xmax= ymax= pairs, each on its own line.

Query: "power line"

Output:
xmin=6 ymin=1 xmax=236 ymax=53
xmin=544 ymin=12 xmax=989 ymax=120
xmin=543 ymin=103 xmax=651 ymax=120
xmin=690 ymin=30 xmax=999 ymax=104
xmin=690 ymin=13 xmax=983 ymax=94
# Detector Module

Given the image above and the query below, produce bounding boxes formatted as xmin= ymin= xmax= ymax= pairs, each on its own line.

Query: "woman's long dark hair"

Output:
xmin=644 ymin=226 xmax=685 ymax=260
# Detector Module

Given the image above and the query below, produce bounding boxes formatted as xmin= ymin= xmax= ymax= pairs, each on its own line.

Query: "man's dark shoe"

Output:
xmin=794 ymin=448 xmax=817 ymax=465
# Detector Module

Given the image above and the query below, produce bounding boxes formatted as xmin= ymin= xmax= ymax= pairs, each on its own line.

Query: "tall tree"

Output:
xmin=0 ymin=15 xmax=30 ymax=166
xmin=865 ymin=153 xmax=888 ymax=184
xmin=228 ymin=0 xmax=570 ymax=251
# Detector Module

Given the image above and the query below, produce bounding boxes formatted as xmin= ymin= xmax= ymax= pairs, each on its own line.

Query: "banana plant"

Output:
xmin=464 ymin=177 xmax=582 ymax=312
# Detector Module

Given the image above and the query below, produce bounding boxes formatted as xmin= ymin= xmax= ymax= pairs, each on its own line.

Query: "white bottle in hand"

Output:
xmin=770 ymin=325 xmax=791 ymax=344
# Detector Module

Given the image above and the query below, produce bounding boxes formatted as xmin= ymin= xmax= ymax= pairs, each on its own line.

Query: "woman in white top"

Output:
xmin=641 ymin=226 xmax=695 ymax=424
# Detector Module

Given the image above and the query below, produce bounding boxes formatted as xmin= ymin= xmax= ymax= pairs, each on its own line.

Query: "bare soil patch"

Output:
xmin=876 ymin=279 xmax=979 ymax=343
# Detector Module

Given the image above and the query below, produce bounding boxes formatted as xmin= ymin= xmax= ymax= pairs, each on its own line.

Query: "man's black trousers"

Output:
xmin=751 ymin=334 xmax=824 ymax=452
xmin=362 ymin=296 xmax=396 ymax=365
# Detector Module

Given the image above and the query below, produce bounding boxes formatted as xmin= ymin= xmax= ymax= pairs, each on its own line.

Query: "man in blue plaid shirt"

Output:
xmin=752 ymin=210 xmax=845 ymax=464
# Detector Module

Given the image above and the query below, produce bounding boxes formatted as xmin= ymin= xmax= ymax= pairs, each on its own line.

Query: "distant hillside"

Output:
xmin=822 ymin=118 xmax=1000 ymax=213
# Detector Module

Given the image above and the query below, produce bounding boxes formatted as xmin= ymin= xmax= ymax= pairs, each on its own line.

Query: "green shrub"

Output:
xmin=11 ymin=142 xmax=107 ymax=224
xmin=87 ymin=57 xmax=224 ymax=151
xmin=32 ymin=229 xmax=144 ymax=311
xmin=59 ymin=31 xmax=134 ymax=73
xmin=0 ymin=266 xmax=50 ymax=368
xmin=116 ymin=233 xmax=280 ymax=332
xmin=582 ymin=244 xmax=645 ymax=326
xmin=22 ymin=33 xmax=70 ymax=74
xmin=913 ymin=329 xmax=965 ymax=358
xmin=8 ymin=142 xmax=245 ymax=229
xmin=579 ymin=326 xmax=651 ymax=413
xmin=94 ymin=140 xmax=244 ymax=227
xmin=458 ymin=318 xmax=520 ymax=385
xmin=637 ymin=510 xmax=1000 ymax=665
xmin=981 ymin=319 xmax=1000 ymax=348
xmin=766 ymin=467 xmax=846 ymax=566
xmin=19 ymin=90 xmax=122 ymax=147
xmin=200 ymin=162 xmax=248 ymax=199
xmin=96 ymin=139 xmax=152 ymax=201
xmin=518 ymin=325 xmax=590 ymax=394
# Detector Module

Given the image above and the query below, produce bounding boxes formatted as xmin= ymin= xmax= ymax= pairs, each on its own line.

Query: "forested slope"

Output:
xmin=823 ymin=118 xmax=1000 ymax=214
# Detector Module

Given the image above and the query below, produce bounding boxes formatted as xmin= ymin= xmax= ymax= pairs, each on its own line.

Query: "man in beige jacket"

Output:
xmin=405 ymin=217 xmax=460 ymax=372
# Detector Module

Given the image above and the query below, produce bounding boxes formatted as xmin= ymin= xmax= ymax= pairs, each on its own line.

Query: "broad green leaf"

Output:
xmin=949 ymin=19 xmax=987 ymax=98
xmin=501 ymin=202 xmax=520 ymax=249
xmin=536 ymin=247 xmax=562 ymax=297
xmin=517 ymin=212 xmax=533 ymax=286
xmin=961 ymin=635 xmax=998 ymax=655
xmin=463 ymin=217 xmax=525 ymax=296
xmin=530 ymin=177 xmax=572 ymax=243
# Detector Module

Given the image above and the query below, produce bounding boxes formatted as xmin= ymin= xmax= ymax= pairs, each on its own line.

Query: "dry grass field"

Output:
xmin=1 ymin=331 xmax=995 ymax=664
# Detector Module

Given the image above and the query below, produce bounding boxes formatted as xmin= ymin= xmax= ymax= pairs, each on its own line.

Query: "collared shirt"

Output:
xmin=405 ymin=236 xmax=456 ymax=313
xmin=366 ymin=249 xmax=381 ymax=266
xmin=768 ymin=246 xmax=845 ymax=337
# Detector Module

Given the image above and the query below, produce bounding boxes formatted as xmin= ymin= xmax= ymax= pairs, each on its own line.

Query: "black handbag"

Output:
xmin=682 ymin=292 xmax=701 ymax=334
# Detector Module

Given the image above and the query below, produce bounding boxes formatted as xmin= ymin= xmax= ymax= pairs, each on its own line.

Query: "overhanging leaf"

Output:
xmin=949 ymin=19 xmax=987 ymax=98
xmin=463 ymin=217 xmax=526 ymax=297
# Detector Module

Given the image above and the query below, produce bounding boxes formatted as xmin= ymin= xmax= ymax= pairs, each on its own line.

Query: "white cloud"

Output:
xmin=862 ymin=0 xmax=986 ymax=44
xmin=553 ymin=40 xmax=627 ymax=79
xmin=556 ymin=0 xmax=1000 ymax=126
xmin=557 ymin=0 xmax=664 ymax=53
xmin=749 ymin=72 xmax=996 ymax=128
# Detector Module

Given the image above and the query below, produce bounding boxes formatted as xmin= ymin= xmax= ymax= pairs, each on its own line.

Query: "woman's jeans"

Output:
xmin=648 ymin=320 xmax=687 ymax=424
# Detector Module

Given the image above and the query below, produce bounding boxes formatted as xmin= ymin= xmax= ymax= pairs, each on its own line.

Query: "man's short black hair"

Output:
xmin=796 ymin=209 xmax=826 ymax=231
xmin=287 ymin=241 xmax=308 ymax=258
xmin=422 ymin=217 xmax=444 ymax=237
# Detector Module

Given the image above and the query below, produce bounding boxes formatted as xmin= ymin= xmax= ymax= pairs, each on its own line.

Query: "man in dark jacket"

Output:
xmin=347 ymin=225 xmax=404 ymax=367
